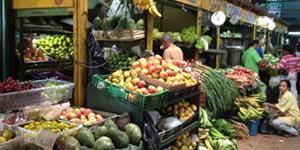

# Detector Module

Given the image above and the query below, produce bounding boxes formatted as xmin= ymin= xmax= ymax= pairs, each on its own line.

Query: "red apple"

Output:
xmin=84 ymin=108 xmax=93 ymax=117
xmin=132 ymin=78 xmax=140 ymax=86
xmin=152 ymin=72 xmax=160 ymax=79
xmin=156 ymin=86 xmax=164 ymax=93
xmin=66 ymin=107 xmax=74 ymax=113
xmin=147 ymin=61 xmax=153 ymax=68
xmin=135 ymin=67 xmax=141 ymax=73
xmin=89 ymin=117 xmax=97 ymax=124
xmin=97 ymin=117 xmax=104 ymax=121
xmin=80 ymin=114 xmax=86 ymax=120
xmin=153 ymin=59 xmax=160 ymax=66
xmin=141 ymin=87 xmax=148 ymax=95
xmin=70 ymin=118 xmax=77 ymax=122
xmin=75 ymin=111 xmax=82 ymax=118
xmin=148 ymin=66 xmax=155 ymax=74
xmin=61 ymin=111 xmax=67 ymax=116
xmin=132 ymin=62 xmax=140 ymax=69
xmin=148 ymin=56 xmax=155 ymax=62
xmin=88 ymin=113 xmax=96 ymax=120
xmin=162 ymin=62 xmax=169 ymax=70
xmin=166 ymin=69 xmax=174 ymax=76
xmin=141 ymin=69 xmax=148 ymax=75
xmin=80 ymin=119 xmax=87 ymax=124
xmin=138 ymin=80 xmax=146 ymax=88
xmin=80 ymin=107 xmax=86 ymax=114
xmin=96 ymin=115 xmax=104 ymax=121
xmin=148 ymin=85 xmax=157 ymax=94
xmin=84 ymin=121 xmax=92 ymax=125
xmin=155 ymin=65 xmax=163 ymax=73
xmin=155 ymin=55 xmax=163 ymax=62
xmin=160 ymin=71 xmax=168 ymax=79
xmin=68 ymin=113 xmax=77 ymax=120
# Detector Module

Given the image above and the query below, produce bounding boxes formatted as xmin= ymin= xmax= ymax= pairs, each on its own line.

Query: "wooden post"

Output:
xmin=146 ymin=11 xmax=153 ymax=50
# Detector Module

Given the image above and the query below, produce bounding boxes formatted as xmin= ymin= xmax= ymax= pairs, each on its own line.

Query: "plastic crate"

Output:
xmin=248 ymin=120 xmax=260 ymax=136
xmin=92 ymin=74 xmax=169 ymax=108
xmin=15 ymin=120 xmax=82 ymax=141
xmin=182 ymin=112 xmax=198 ymax=129
xmin=167 ymin=88 xmax=186 ymax=102
xmin=161 ymin=124 xmax=181 ymax=141
xmin=31 ymin=71 xmax=73 ymax=82
xmin=200 ymin=91 xmax=204 ymax=107
xmin=185 ymin=82 xmax=200 ymax=96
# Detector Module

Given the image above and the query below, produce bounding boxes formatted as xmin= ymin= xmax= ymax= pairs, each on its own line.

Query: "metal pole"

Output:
xmin=2 ymin=0 xmax=9 ymax=80
xmin=0 ymin=0 xmax=2 ymax=80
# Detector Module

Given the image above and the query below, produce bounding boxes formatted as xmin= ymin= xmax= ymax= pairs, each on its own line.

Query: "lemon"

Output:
xmin=24 ymin=125 xmax=30 ymax=129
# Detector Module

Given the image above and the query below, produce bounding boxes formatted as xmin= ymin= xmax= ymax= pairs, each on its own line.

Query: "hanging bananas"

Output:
xmin=133 ymin=0 xmax=162 ymax=17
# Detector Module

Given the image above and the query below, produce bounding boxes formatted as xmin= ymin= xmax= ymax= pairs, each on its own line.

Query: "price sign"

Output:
xmin=244 ymin=11 xmax=254 ymax=23
xmin=34 ymin=129 xmax=59 ymax=150
xmin=227 ymin=4 xmax=242 ymax=17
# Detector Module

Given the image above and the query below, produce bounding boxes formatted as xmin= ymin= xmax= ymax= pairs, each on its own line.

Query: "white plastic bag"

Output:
xmin=163 ymin=117 xmax=182 ymax=130
xmin=269 ymin=76 xmax=280 ymax=89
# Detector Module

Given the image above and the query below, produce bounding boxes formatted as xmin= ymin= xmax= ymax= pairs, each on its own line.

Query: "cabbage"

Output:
xmin=153 ymin=28 xmax=159 ymax=36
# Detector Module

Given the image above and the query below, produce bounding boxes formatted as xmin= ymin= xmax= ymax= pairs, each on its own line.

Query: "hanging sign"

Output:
xmin=227 ymin=4 xmax=242 ymax=17
xmin=243 ymin=11 xmax=255 ymax=24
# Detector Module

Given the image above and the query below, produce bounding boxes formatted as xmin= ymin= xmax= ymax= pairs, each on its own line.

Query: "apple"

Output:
xmin=80 ymin=119 xmax=87 ymax=124
xmin=166 ymin=81 xmax=173 ymax=86
xmin=156 ymin=86 xmax=164 ymax=93
xmin=152 ymin=72 xmax=160 ymax=79
xmin=135 ymin=67 xmax=141 ymax=73
xmin=148 ymin=56 xmax=155 ymax=62
xmin=135 ymin=88 xmax=142 ymax=94
xmin=89 ymin=117 xmax=97 ymax=124
xmin=138 ymin=80 xmax=146 ymax=88
xmin=132 ymin=78 xmax=140 ymax=86
xmin=155 ymin=65 xmax=163 ymax=73
xmin=125 ymin=83 xmax=135 ymax=91
xmin=166 ymin=76 xmax=174 ymax=82
xmin=80 ymin=114 xmax=86 ymax=120
xmin=173 ymin=68 xmax=179 ymax=76
xmin=158 ymin=78 xmax=165 ymax=83
xmin=147 ymin=74 xmax=152 ymax=78
xmin=141 ymin=87 xmax=148 ymax=95
xmin=80 ymin=107 xmax=86 ymax=114
xmin=155 ymin=54 xmax=163 ymax=62
xmin=148 ymin=66 xmax=155 ymax=74
xmin=70 ymin=118 xmax=77 ymax=122
xmin=160 ymin=71 xmax=168 ymax=79
xmin=140 ymin=61 xmax=148 ymax=69
xmin=166 ymin=69 xmax=174 ymax=76
xmin=147 ymin=61 xmax=153 ymax=68
xmin=88 ymin=113 xmax=96 ymax=120
xmin=75 ymin=111 xmax=82 ymax=118
xmin=162 ymin=62 xmax=169 ymax=70
xmin=148 ymin=85 xmax=157 ymax=94
xmin=60 ymin=115 xmax=67 ymax=120
xmin=66 ymin=107 xmax=74 ymax=113
xmin=68 ymin=113 xmax=77 ymax=120
xmin=141 ymin=69 xmax=148 ymax=75
xmin=153 ymin=59 xmax=160 ymax=66
xmin=84 ymin=121 xmax=92 ymax=125
xmin=134 ymin=86 xmax=138 ymax=91
xmin=132 ymin=62 xmax=140 ymax=69
xmin=73 ymin=108 xmax=80 ymax=112
xmin=139 ymin=58 xmax=147 ymax=64
xmin=61 ymin=111 xmax=67 ymax=116
xmin=97 ymin=117 xmax=104 ymax=121
xmin=84 ymin=108 xmax=93 ymax=117
xmin=96 ymin=114 xmax=104 ymax=120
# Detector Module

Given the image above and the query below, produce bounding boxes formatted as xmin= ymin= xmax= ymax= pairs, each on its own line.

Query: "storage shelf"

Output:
xmin=160 ymin=121 xmax=199 ymax=148
xmin=22 ymin=65 xmax=73 ymax=75
xmin=96 ymin=36 xmax=145 ymax=41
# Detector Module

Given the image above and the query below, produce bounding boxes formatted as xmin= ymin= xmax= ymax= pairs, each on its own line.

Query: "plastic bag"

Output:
xmin=142 ymin=109 xmax=161 ymax=150
xmin=186 ymin=134 xmax=199 ymax=146
xmin=147 ymin=110 xmax=161 ymax=125
xmin=266 ymin=85 xmax=280 ymax=104
xmin=259 ymin=117 xmax=276 ymax=135
xmin=269 ymin=76 xmax=280 ymax=89
xmin=163 ymin=117 xmax=182 ymax=130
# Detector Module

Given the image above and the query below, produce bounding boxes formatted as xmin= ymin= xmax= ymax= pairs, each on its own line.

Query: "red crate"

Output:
xmin=200 ymin=90 xmax=204 ymax=107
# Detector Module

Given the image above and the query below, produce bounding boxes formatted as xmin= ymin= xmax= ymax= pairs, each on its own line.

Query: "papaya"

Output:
xmin=126 ymin=19 xmax=138 ymax=30
xmin=115 ymin=16 xmax=127 ymax=30
xmin=93 ymin=16 xmax=103 ymax=30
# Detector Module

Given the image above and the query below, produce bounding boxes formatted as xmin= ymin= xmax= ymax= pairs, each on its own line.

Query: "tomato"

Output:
xmin=190 ymin=59 xmax=194 ymax=63
xmin=233 ymin=66 xmax=239 ymax=71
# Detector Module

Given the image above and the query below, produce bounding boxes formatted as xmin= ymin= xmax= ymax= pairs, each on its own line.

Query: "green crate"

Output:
xmin=162 ymin=124 xmax=181 ymax=141
xmin=92 ymin=74 xmax=169 ymax=108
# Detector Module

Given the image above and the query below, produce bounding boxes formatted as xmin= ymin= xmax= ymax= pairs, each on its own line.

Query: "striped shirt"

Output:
xmin=270 ymin=54 xmax=300 ymax=75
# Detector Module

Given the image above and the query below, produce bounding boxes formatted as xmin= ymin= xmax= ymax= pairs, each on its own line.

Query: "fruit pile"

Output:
xmin=0 ymin=77 xmax=41 ymax=94
xmin=0 ymin=130 xmax=15 ymax=144
xmin=22 ymin=118 xmax=77 ymax=133
xmin=132 ymin=55 xmax=198 ymax=87
xmin=41 ymin=81 xmax=71 ymax=101
xmin=106 ymin=50 xmax=139 ymax=69
xmin=157 ymin=100 xmax=197 ymax=121
xmin=168 ymin=131 xmax=197 ymax=150
xmin=15 ymin=46 xmax=50 ymax=62
xmin=59 ymin=107 xmax=104 ymax=125
xmin=105 ymin=69 xmax=164 ymax=95
xmin=226 ymin=66 xmax=259 ymax=88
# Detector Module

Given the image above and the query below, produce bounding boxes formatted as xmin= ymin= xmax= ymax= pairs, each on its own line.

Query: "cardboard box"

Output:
xmin=138 ymin=72 xmax=186 ymax=91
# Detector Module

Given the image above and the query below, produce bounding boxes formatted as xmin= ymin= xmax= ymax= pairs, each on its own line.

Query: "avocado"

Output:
xmin=105 ymin=127 xmax=129 ymax=148
xmin=103 ymin=119 xmax=118 ymax=129
xmin=136 ymin=19 xmax=144 ymax=29
xmin=126 ymin=19 xmax=138 ymax=30
xmin=124 ymin=123 xmax=142 ymax=145
xmin=65 ymin=136 xmax=81 ymax=147
xmin=103 ymin=17 xmax=113 ymax=30
xmin=112 ymin=14 xmax=123 ymax=28
xmin=115 ymin=16 xmax=127 ymax=30
xmin=93 ymin=139 xmax=115 ymax=150
xmin=75 ymin=127 xmax=95 ymax=148
xmin=93 ymin=16 xmax=103 ymax=30
xmin=94 ymin=126 xmax=108 ymax=140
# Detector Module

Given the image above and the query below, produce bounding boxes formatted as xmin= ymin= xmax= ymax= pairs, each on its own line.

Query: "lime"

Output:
xmin=69 ymin=42 xmax=73 ymax=46
xmin=118 ymin=61 xmax=123 ymax=65
xmin=113 ymin=57 xmax=117 ymax=61
xmin=115 ymin=65 xmax=119 ymax=68
xmin=119 ymin=50 xmax=125 ymax=54
xmin=128 ymin=58 xmax=132 ymax=62
xmin=110 ymin=65 xmax=115 ymax=68
xmin=55 ymin=55 xmax=60 ymax=60
xmin=40 ymin=38 xmax=45 ymax=42
xmin=63 ymin=41 xmax=67 ymax=47
xmin=122 ymin=62 xmax=127 ymax=65
xmin=121 ymin=54 xmax=126 ymax=58
xmin=68 ymin=48 xmax=72 ymax=53
xmin=58 ymin=41 xmax=62 ymax=46
xmin=122 ymin=58 xmax=126 ymax=61
xmin=109 ymin=60 xmax=113 ymax=64
xmin=113 ymin=61 xmax=118 ymax=65
xmin=50 ymin=36 xmax=54 ymax=40
xmin=117 ymin=57 xmax=121 ymax=61
xmin=129 ymin=62 xmax=133 ymax=65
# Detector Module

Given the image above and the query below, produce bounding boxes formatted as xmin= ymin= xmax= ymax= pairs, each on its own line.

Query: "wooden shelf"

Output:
xmin=93 ymin=29 xmax=145 ymax=42
xmin=96 ymin=36 xmax=145 ymax=41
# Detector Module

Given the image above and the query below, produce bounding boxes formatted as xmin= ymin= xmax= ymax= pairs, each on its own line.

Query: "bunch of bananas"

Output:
xmin=133 ymin=0 xmax=162 ymax=17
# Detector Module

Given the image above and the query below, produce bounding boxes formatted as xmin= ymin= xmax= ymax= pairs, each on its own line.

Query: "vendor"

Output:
xmin=243 ymin=40 xmax=269 ymax=74
xmin=263 ymin=80 xmax=300 ymax=137
xmin=161 ymin=33 xmax=183 ymax=61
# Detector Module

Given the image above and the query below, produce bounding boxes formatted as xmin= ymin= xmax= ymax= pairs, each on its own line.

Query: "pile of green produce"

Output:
xmin=153 ymin=28 xmax=183 ymax=42
xmin=214 ymin=68 xmax=234 ymax=75
xmin=220 ymin=30 xmax=242 ymax=38
xmin=42 ymin=81 xmax=71 ymax=102
xmin=195 ymin=35 xmax=212 ymax=52
xmin=211 ymin=119 xmax=236 ymax=139
xmin=64 ymin=119 xmax=142 ymax=149
xmin=201 ymin=26 xmax=210 ymax=35
xmin=263 ymin=54 xmax=280 ymax=64
xmin=106 ymin=50 xmax=139 ymax=69
xmin=181 ymin=26 xmax=199 ymax=44
xmin=193 ymin=61 xmax=238 ymax=118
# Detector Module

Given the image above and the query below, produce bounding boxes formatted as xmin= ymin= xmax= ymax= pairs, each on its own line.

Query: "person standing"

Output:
xmin=243 ymin=40 xmax=269 ymax=74
xmin=257 ymin=39 xmax=264 ymax=59
xmin=161 ymin=33 xmax=183 ymax=61
xmin=270 ymin=45 xmax=300 ymax=99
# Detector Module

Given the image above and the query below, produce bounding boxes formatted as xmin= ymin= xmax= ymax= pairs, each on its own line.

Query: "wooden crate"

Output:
xmin=93 ymin=29 xmax=145 ymax=41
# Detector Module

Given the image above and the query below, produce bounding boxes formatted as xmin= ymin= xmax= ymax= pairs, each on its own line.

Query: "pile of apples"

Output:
xmin=60 ymin=107 xmax=104 ymax=125
xmin=105 ymin=69 xmax=164 ymax=95
xmin=131 ymin=55 xmax=198 ymax=87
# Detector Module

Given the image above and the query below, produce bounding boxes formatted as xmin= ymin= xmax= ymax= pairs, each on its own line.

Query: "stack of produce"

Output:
xmin=15 ymin=47 xmax=50 ymax=62
xmin=41 ymin=81 xmax=71 ymax=101
xmin=263 ymin=54 xmax=280 ymax=75
xmin=168 ymin=132 xmax=197 ymax=150
xmin=59 ymin=107 xmax=104 ymax=125
xmin=105 ymin=69 xmax=164 ymax=95
xmin=133 ymin=0 xmax=162 ymax=17
xmin=157 ymin=99 xmax=197 ymax=121
xmin=220 ymin=30 xmax=242 ymax=38
xmin=211 ymin=119 xmax=236 ymax=140
xmin=0 ymin=77 xmax=41 ymax=93
xmin=235 ymin=94 xmax=269 ymax=121
xmin=132 ymin=55 xmax=199 ymax=87
xmin=106 ymin=50 xmax=139 ymax=69
xmin=214 ymin=68 xmax=233 ymax=75
xmin=0 ymin=130 xmax=15 ymax=144
xmin=226 ymin=66 xmax=259 ymax=88
xmin=192 ymin=61 xmax=238 ymax=117
xmin=20 ymin=119 xmax=77 ymax=133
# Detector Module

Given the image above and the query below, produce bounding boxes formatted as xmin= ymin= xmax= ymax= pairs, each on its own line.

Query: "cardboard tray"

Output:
xmin=138 ymin=72 xmax=186 ymax=91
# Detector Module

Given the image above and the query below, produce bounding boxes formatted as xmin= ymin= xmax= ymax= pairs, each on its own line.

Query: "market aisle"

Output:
xmin=237 ymin=124 xmax=300 ymax=150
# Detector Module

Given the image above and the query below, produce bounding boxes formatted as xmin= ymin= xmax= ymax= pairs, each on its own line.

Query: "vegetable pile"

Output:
xmin=192 ymin=61 xmax=238 ymax=118
xmin=264 ymin=54 xmax=280 ymax=75
xmin=220 ymin=30 xmax=242 ymax=38
xmin=181 ymin=26 xmax=199 ymax=45
xmin=226 ymin=66 xmax=259 ymax=89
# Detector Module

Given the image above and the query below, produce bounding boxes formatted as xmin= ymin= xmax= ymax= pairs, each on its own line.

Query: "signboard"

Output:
xmin=202 ymin=0 xmax=223 ymax=12
xmin=243 ymin=11 xmax=255 ymax=24
xmin=264 ymin=1 xmax=282 ymax=18
xmin=173 ymin=0 xmax=201 ymax=7
xmin=227 ymin=4 xmax=242 ymax=17
xmin=34 ymin=129 xmax=59 ymax=150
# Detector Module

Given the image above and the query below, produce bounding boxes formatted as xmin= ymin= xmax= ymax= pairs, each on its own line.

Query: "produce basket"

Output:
xmin=58 ymin=106 xmax=118 ymax=127
xmin=185 ymin=82 xmax=201 ymax=96
xmin=31 ymin=71 xmax=73 ymax=82
xmin=182 ymin=112 xmax=198 ymax=129
xmin=92 ymin=74 xmax=168 ymax=108
xmin=161 ymin=124 xmax=182 ymax=141
xmin=167 ymin=88 xmax=186 ymax=102
xmin=93 ymin=29 xmax=145 ymax=41
xmin=15 ymin=120 xmax=82 ymax=141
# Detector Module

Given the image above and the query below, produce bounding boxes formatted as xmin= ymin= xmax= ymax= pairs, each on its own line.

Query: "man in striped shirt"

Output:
xmin=270 ymin=45 xmax=300 ymax=99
